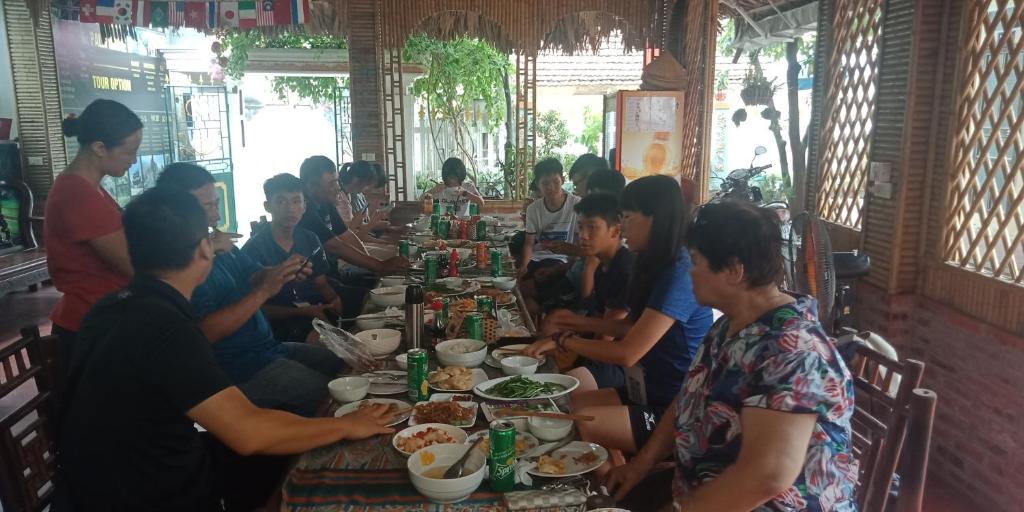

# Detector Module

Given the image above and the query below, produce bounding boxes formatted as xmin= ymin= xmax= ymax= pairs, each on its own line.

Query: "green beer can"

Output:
xmin=469 ymin=202 xmax=480 ymax=216
xmin=489 ymin=249 xmax=502 ymax=277
xmin=488 ymin=420 xmax=517 ymax=492
xmin=407 ymin=348 xmax=429 ymax=402
xmin=398 ymin=239 xmax=410 ymax=259
xmin=476 ymin=219 xmax=487 ymax=241
xmin=465 ymin=312 xmax=485 ymax=341
xmin=424 ymin=253 xmax=439 ymax=285
xmin=430 ymin=213 xmax=440 ymax=235
xmin=438 ymin=219 xmax=451 ymax=239
xmin=475 ymin=295 xmax=496 ymax=318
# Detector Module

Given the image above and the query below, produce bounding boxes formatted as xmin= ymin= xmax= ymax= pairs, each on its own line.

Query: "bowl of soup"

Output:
xmin=407 ymin=443 xmax=486 ymax=503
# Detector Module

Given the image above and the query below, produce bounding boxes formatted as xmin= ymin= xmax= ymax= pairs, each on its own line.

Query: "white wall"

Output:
xmin=0 ymin=1 xmax=18 ymax=139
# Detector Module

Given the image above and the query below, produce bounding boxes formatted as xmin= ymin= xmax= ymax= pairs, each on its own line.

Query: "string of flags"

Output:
xmin=73 ymin=0 xmax=312 ymax=28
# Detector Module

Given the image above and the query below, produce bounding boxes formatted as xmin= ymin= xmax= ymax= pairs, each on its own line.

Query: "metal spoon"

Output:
xmin=444 ymin=436 xmax=485 ymax=479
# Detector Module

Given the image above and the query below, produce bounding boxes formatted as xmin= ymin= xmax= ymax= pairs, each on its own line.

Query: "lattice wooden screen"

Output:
xmin=943 ymin=0 xmax=1024 ymax=284
xmin=815 ymin=0 xmax=885 ymax=228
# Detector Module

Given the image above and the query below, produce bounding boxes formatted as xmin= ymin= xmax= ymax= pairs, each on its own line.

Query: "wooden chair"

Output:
xmin=0 ymin=326 xmax=58 ymax=512
xmin=847 ymin=341 xmax=926 ymax=512
xmin=892 ymin=388 xmax=938 ymax=512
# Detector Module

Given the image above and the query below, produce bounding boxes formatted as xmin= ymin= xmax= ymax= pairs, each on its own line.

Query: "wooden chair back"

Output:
xmin=848 ymin=341 xmax=925 ymax=512
xmin=0 ymin=327 xmax=57 ymax=512
xmin=893 ymin=388 xmax=938 ymax=512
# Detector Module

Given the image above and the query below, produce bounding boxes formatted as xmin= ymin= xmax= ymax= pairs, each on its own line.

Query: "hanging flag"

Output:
xmin=92 ymin=0 xmax=116 ymax=23
xmin=257 ymin=0 xmax=275 ymax=26
xmin=135 ymin=0 xmax=150 ymax=25
xmin=219 ymin=1 xmax=239 ymax=27
xmin=167 ymin=1 xmax=186 ymax=25
xmin=289 ymin=0 xmax=309 ymax=25
xmin=78 ymin=0 xmax=100 ymax=22
xmin=272 ymin=0 xmax=293 ymax=26
xmin=238 ymin=0 xmax=257 ymax=28
xmin=184 ymin=1 xmax=208 ymax=28
xmin=149 ymin=1 xmax=168 ymax=26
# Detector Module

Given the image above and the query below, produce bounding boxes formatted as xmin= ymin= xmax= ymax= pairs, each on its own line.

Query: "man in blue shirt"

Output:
xmin=157 ymin=163 xmax=344 ymax=417
xmin=243 ymin=174 xmax=347 ymax=342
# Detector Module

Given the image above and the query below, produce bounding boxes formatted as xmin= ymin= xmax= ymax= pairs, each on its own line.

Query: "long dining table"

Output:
xmin=278 ymin=212 xmax=595 ymax=512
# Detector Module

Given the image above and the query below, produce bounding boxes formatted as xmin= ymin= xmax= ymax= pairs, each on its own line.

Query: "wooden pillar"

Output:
xmin=346 ymin=0 xmax=383 ymax=163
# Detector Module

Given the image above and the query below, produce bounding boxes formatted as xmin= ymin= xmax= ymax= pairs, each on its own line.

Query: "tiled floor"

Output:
xmin=0 ymin=285 xmax=983 ymax=511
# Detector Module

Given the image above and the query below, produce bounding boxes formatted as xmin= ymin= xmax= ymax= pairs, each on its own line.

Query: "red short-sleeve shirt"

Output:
xmin=44 ymin=173 xmax=130 ymax=331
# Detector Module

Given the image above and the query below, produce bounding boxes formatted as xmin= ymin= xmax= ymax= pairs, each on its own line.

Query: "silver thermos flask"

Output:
xmin=404 ymin=284 xmax=424 ymax=350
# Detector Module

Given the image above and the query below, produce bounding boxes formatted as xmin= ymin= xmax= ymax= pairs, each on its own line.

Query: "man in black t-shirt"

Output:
xmin=540 ymin=193 xmax=633 ymax=388
xmin=297 ymin=155 xmax=408 ymax=284
xmin=58 ymin=188 xmax=397 ymax=511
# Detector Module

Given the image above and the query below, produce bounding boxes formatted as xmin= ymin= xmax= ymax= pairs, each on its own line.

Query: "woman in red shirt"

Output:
xmin=45 ymin=99 xmax=142 ymax=360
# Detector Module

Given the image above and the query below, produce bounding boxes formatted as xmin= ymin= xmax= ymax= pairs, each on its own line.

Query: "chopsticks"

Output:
xmin=494 ymin=409 xmax=595 ymax=422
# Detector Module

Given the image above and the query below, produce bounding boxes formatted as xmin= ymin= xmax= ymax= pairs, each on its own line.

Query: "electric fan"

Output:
xmin=785 ymin=212 xmax=837 ymax=325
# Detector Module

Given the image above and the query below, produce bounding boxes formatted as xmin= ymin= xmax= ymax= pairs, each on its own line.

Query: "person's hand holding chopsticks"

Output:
xmin=337 ymin=403 xmax=397 ymax=439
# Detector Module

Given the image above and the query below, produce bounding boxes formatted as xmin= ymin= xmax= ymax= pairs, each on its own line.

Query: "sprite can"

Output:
xmin=424 ymin=253 xmax=439 ymax=285
xmin=489 ymin=420 xmax=517 ymax=492
xmin=490 ymin=249 xmax=502 ymax=277
xmin=407 ymin=348 xmax=429 ymax=402
xmin=469 ymin=202 xmax=480 ymax=216
xmin=475 ymin=295 xmax=496 ymax=318
xmin=430 ymin=213 xmax=440 ymax=235
xmin=438 ymin=219 xmax=451 ymax=239
xmin=398 ymin=239 xmax=410 ymax=259
xmin=476 ymin=219 xmax=488 ymax=241
xmin=465 ymin=312 xmax=485 ymax=341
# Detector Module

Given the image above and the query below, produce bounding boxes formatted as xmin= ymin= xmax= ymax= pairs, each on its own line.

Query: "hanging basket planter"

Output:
xmin=740 ymin=84 xmax=774 ymax=107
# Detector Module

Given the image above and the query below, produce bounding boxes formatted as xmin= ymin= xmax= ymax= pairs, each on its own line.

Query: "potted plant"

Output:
xmin=714 ymin=71 xmax=729 ymax=102
xmin=740 ymin=68 xmax=776 ymax=107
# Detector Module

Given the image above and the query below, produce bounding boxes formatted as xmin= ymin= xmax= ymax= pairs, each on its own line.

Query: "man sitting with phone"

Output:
xmin=243 ymin=174 xmax=349 ymax=343
xmin=157 ymin=164 xmax=344 ymax=417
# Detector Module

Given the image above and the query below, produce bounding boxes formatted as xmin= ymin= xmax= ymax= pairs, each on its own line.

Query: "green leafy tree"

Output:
xmin=719 ymin=18 xmax=815 ymax=208
xmin=404 ymin=35 xmax=512 ymax=181
xmin=577 ymin=106 xmax=602 ymax=154
xmin=219 ymin=31 xmax=348 ymax=105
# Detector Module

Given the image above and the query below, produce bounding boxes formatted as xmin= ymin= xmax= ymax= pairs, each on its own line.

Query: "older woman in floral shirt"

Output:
xmin=606 ymin=201 xmax=858 ymax=511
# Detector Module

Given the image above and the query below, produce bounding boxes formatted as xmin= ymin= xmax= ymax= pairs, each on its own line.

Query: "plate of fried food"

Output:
xmin=392 ymin=423 xmax=468 ymax=457
xmin=333 ymin=398 xmax=411 ymax=427
xmin=428 ymin=366 xmax=488 ymax=392
xmin=408 ymin=401 xmax=478 ymax=427
xmin=465 ymin=429 xmax=539 ymax=458
xmin=528 ymin=441 xmax=609 ymax=477
xmin=477 ymin=287 xmax=516 ymax=306
xmin=450 ymin=298 xmax=478 ymax=312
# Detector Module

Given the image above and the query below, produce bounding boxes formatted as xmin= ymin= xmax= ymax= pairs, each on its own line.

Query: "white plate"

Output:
xmin=428 ymin=392 xmax=478 ymax=402
xmin=428 ymin=367 xmax=489 ymax=392
xmin=474 ymin=374 xmax=579 ymax=401
xmin=362 ymin=370 xmax=407 ymax=395
xmin=527 ymin=441 xmax=609 ymax=477
xmin=391 ymin=423 xmax=468 ymax=457
xmin=479 ymin=398 xmax=560 ymax=423
xmin=465 ymin=430 xmax=540 ymax=458
xmin=486 ymin=344 xmax=530 ymax=368
xmin=333 ymin=398 xmax=411 ymax=427
xmin=408 ymin=401 xmax=479 ymax=427
xmin=429 ymin=280 xmax=482 ymax=297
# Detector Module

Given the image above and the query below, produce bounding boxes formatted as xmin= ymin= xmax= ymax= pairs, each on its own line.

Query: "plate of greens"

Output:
xmin=473 ymin=374 xmax=579 ymax=401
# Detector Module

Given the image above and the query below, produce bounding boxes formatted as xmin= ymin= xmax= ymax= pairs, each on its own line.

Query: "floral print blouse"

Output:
xmin=673 ymin=294 xmax=859 ymax=511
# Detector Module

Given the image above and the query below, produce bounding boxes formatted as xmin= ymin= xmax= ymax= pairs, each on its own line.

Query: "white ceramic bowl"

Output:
xmin=327 ymin=376 xmax=370 ymax=402
xmin=370 ymin=285 xmax=408 ymax=307
xmin=412 ymin=234 xmax=433 ymax=244
xmin=500 ymin=356 xmax=539 ymax=376
xmin=355 ymin=328 xmax=402 ymax=356
xmin=395 ymin=353 xmax=408 ymax=370
xmin=435 ymin=339 xmax=488 ymax=368
xmin=436 ymin=277 xmax=464 ymax=289
xmin=380 ymin=275 xmax=407 ymax=288
xmin=528 ymin=416 xmax=573 ymax=441
xmin=492 ymin=277 xmax=516 ymax=291
xmin=407 ymin=443 xmax=486 ymax=504
xmin=355 ymin=312 xmax=398 ymax=331
xmin=392 ymin=423 xmax=469 ymax=456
